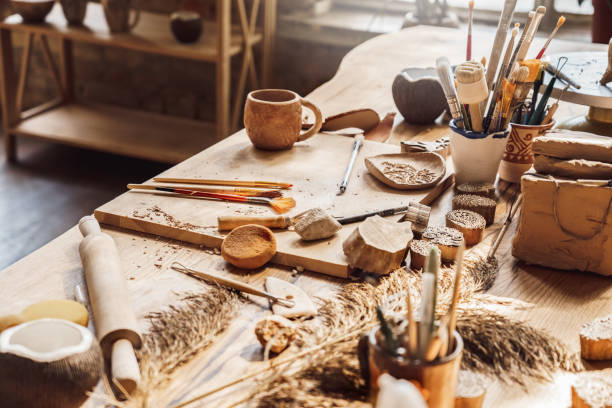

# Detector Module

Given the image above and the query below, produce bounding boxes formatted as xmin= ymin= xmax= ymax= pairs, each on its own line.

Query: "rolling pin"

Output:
xmin=78 ymin=216 xmax=142 ymax=395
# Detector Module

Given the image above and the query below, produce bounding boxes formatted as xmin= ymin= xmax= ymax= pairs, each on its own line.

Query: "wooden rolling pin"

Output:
xmin=78 ymin=216 xmax=142 ymax=395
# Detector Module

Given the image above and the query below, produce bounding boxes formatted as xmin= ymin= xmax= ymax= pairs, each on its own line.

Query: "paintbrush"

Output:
xmin=536 ymin=16 xmax=566 ymax=59
xmin=516 ymin=6 xmax=547 ymax=62
xmin=127 ymin=184 xmax=282 ymax=198
xmin=529 ymin=57 xmax=567 ymax=125
xmin=132 ymin=186 xmax=296 ymax=214
xmin=419 ymin=247 xmax=440 ymax=359
xmin=467 ymin=0 xmax=474 ymax=61
xmin=505 ymin=11 xmax=535 ymax=78
xmin=456 ymin=61 xmax=488 ymax=132
xmin=446 ymin=241 xmax=466 ymax=354
xmin=503 ymin=66 xmax=529 ymax=127
xmin=485 ymin=0 xmax=518 ymax=90
xmin=436 ymin=57 xmax=465 ymax=126
xmin=525 ymin=67 xmax=545 ymax=124
xmin=152 ymin=178 xmax=293 ymax=190
xmin=541 ymin=84 xmax=569 ymax=124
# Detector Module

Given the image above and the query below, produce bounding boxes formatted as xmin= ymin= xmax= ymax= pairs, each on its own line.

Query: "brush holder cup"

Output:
xmin=358 ymin=323 xmax=463 ymax=408
xmin=498 ymin=121 xmax=555 ymax=183
xmin=244 ymin=89 xmax=323 ymax=150
xmin=449 ymin=120 xmax=510 ymax=184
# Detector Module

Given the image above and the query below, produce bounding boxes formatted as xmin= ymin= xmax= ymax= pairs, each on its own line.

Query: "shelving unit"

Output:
xmin=0 ymin=1 xmax=277 ymax=163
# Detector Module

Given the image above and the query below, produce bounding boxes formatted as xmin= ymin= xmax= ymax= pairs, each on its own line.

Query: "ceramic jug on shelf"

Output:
xmin=102 ymin=0 xmax=140 ymax=33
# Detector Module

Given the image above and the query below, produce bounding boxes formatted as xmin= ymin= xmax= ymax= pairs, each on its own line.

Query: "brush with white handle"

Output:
xmin=516 ymin=6 xmax=546 ymax=61
xmin=436 ymin=56 xmax=465 ymax=127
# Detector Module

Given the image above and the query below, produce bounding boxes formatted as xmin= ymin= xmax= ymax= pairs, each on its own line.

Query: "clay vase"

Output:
xmin=102 ymin=0 xmax=140 ymax=33
xmin=498 ymin=121 xmax=555 ymax=183
xmin=60 ymin=0 xmax=88 ymax=25
xmin=244 ymin=89 xmax=323 ymax=150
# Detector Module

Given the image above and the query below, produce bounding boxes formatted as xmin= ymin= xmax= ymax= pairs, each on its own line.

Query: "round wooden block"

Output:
xmin=445 ymin=210 xmax=486 ymax=246
xmin=221 ymin=224 xmax=277 ymax=270
xmin=452 ymin=194 xmax=497 ymax=226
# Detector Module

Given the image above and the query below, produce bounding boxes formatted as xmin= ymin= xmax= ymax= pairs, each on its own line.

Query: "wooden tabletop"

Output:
xmin=1 ymin=26 xmax=610 ymax=407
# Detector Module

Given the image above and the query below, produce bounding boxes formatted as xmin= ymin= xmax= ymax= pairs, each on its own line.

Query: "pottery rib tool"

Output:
xmin=467 ymin=0 xmax=474 ymax=61
xmin=338 ymin=134 xmax=364 ymax=195
xmin=436 ymin=57 xmax=465 ymax=126
xmin=0 ymin=299 xmax=89 ymax=333
xmin=131 ymin=186 xmax=296 ymax=214
xmin=128 ymin=183 xmax=282 ymax=198
xmin=152 ymin=178 xmax=293 ymax=190
xmin=484 ymin=0 xmax=518 ymax=90
xmin=265 ymin=277 xmax=317 ymax=319
xmin=516 ymin=6 xmax=546 ymax=62
xmin=336 ymin=202 xmax=430 ymax=232
xmin=78 ymin=216 xmax=142 ymax=395
xmin=456 ymin=61 xmax=488 ymax=132
xmin=170 ymin=262 xmax=297 ymax=310
xmin=536 ymin=16 xmax=565 ymax=59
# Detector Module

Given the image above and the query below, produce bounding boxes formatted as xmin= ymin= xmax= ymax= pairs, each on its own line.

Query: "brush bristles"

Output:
xmin=557 ymin=16 xmax=565 ymax=27
xmin=270 ymin=197 xmax=296 ymax=214
xmin=436 ymin=57 xmax=456 ymax=96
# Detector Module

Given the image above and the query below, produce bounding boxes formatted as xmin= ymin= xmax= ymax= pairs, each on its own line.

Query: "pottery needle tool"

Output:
xmin=456 ymin=61 xmax=488 ymax=132
xmin=484 ymin=0 xmax=518 ymax=90
xmin=419 ymin=247 xmax=439 ymax=358
xmin=436 ymin=57 xmax=465 ymax=127
xmin=541 ymin=83 xmax=569 ymax=124
xmin=516 ymin=6 xmax=546 ymax=62
xmin=127 ymin=183 xmax=282 ymax=198
xmin=467 ymin=0 xmax=474 ymax=61
xmin=445 ymin=240 xmax=465 ymax=354
xmin=152 ymin=177 xmax=293 ymax=190
xmin=529 ymin=56 xmax=567 ymax=125
xmin=335 ymin=202 xmax=430 ymax=229
xmin=337 ymin=134 xmax=364 ymax=195
xmin=544 ymin=61 xmax=580 ymax=89
xmin=536 ymin=16 xmax=566 ymax=59
xmin=132 ymin=186 xmax=296 ymax=214
xmin=170 ymin=262 xmax=295 ymax=308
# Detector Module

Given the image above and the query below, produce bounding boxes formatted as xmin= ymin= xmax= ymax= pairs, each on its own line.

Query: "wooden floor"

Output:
xmin=0 ymin=136 xmax=167 ymax=269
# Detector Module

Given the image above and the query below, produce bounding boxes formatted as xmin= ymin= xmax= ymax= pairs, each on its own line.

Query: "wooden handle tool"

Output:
xmin=78 ymin=216 xmax=142 ymax=395
xmin=485 ymin=0 xmax=518 ymax=89
xmin=217 ymin=215 xmax=292 ymax=231
xmin=456 ymin=61 xmax=488 ymax=132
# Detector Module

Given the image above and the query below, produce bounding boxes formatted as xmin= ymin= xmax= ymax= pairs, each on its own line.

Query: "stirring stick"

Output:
xmin=516 ymin=6 xmax=547 ymax=62
xmin=447 ymin=241 xmax=466 ymax=352
xmin=536 ymin=16 xmax=566 ymax=59
xmin=467 ymin=0 xmax=474 ymax=60
xmin=485 ymin=0 xmax=518 ymax=90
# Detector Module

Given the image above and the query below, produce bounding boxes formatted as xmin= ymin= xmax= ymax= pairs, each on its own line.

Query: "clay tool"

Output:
xmin=445 ymin=240 xmax=465 ymax=354
xmin=529 ymin=56 xmax=567 ymax=125
xmin=79 ymin=216 xmax=142 ymax=395
xmin=152 ymin=177 xmax=293 ymax=190
xmin=484 ymin=0 xmax=518 ymax=90
xmin=484 ymin=24 xmax=519 ymax=130
xmin=170 ymin=262 xmax=297 ymax=310
xmin=0 ymin=299 xmax=89 ymax=333
xmin=436 ymin=56 xmax=465 ymax=126
xmin=127 ymin=183 xmax=282 ymax=198
xmin=467 ymin=0 xmax=474 ymax=61
xmin=418 ymin=247 xmax=439 ymax=358
xmin=456 ymin=61 xmax=488 ymax=132
xmin=338 ymin=134 xmax=364 ymax=195
xmin=541 ymin=84 xmax=569 ymax=124
xmin=132 ymin=186 xmax=295 ymax=214
xmin=544 ymin=61 xmax=580 ymax=89
xmin=335 ymin=202 xmax=430 ymax=232
xmin=516 ymin=6 xmax=546 ymax=62
xmin=265 ymin=277 xmax=317 ymax=319
xmin=505 ymin=11 xmax=535 ymax=78
xmin=536 ymin=16 xmax=566 ymax=59
xmin=525 ymin=67 xmax=545 ymax=124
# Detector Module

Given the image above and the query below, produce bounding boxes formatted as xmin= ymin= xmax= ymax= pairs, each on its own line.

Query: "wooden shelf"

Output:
xmin=0 ymin=3 xmax=262 ymax=62
xmin=11 ymin=103 xmax=217 ymax=163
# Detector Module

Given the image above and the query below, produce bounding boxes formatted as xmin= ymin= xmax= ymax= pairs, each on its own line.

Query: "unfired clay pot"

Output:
xmin=60 ymin=0 xmax=88 ymax=25
xmin=102 ymin=0 xmax=139 ymax=33
xmin=244 ymin=89 xmax=323 ymax=150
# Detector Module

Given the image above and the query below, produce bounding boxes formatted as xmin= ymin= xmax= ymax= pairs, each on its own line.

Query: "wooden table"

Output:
xmin=1 ymin=26 xmax=610 ymax=407
xmin=0 ymin=0 xmax=277 ymax=163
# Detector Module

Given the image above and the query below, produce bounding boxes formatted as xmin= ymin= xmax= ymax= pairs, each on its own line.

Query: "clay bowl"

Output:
xmin=221 ymin=224 xmax=277 ymax=270
xmin=170 ymin=11 xmax=203 ymax=44
xmin=365 ymin=152 xmax=446 ymax=190
xmin=11 ymin=0 xmax=55 ymax=23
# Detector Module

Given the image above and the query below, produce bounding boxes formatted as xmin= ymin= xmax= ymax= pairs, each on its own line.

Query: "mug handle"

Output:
xmin=297 ymin=99 xmax=323 ymax=142
xmin=129 ymin=6 xmax=141 ymax=29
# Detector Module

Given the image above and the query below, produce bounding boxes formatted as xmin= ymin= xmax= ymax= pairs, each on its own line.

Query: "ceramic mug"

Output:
xmin=244 ymin=89 xmax=323 ymax=150
xmin=60 ymin=0 xmax=88 ymax=25
xmin=449 ymin=120 xmax=510 ymax=185
xmin=102 ymin=0 xmax=140 ymax=33
xmin=498 ymin=121 xmax=555 ymax=183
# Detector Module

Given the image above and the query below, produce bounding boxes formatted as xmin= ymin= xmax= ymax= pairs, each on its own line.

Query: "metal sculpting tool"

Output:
xmin=338 ymin=134 xmax=364 ymax=195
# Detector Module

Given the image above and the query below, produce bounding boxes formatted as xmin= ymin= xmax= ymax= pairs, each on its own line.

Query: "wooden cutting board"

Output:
xmin=95 ymin=132 xmax=454 ymax=278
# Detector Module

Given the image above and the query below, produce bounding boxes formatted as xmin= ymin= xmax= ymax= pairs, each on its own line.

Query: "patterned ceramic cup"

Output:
xmin=498 ymin=121 xmax=555 ymax=183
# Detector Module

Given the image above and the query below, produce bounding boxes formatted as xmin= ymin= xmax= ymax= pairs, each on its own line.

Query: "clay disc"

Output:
xmin=365 ymin=152 xmax=445 ymax=190
xmin=221 ymin=224 xmax=277 ymax=269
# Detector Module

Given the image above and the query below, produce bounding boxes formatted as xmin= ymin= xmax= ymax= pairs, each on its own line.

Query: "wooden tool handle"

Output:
xmin=217 ymin=215 xmax=290 ymax=231
xmin=79 ymin=215 xmax=102 ymax=236
xmin=111 ymin=338 xmax=141 ymax=395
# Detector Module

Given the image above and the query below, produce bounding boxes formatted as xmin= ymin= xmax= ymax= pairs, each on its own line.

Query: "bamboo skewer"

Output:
xmin=153 ymin=177 xmax=293 ymax=190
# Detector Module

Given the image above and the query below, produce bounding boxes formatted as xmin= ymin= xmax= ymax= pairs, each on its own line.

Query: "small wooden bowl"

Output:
xmin=365 ymin=152 xmax=446 ymax=190
xmin=11 ymin=0 xmax=55 ymax=23
xmin=221 ymin=224 xmax=277 ymax=270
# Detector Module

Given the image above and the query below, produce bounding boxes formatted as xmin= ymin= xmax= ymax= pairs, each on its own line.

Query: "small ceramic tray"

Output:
xmin=365 ymin=152 xmax=446 ymax=190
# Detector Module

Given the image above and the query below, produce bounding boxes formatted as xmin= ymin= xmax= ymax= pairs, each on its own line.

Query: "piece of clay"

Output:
xmin=293 ymin=208 xmax=342 ymax=241
xmin=221 ymin=224 xmax=277 ymax=269
xmin=254 ymin=315 xmax=297 ymax=354
xmin=265 ymin=277 xmax=317 ymax=319
xmin=600 ymin=38 xmax=612 ymax=85
xmin=0 ymin=299 xmax=89 ymax=333
xmin=342 ymin=215 xmax=413 ymax=275
xmin=421 ymin=225 xmax=463 ymax=262
xmin=392 ymin=68 xmax=447 ymax=124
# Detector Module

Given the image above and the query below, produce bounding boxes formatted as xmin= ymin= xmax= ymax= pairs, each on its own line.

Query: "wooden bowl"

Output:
xmin=221 ymin=224 xmax=277 ymax=270
xmin=11 ymin=0 xmax=55 ymax=23
xmin=365 ymin=152 xmax=446 ymax=190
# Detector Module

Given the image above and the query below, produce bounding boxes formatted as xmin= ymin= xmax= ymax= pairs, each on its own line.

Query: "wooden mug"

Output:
xmin=244 ymin=89 xmax=323 ymax=150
